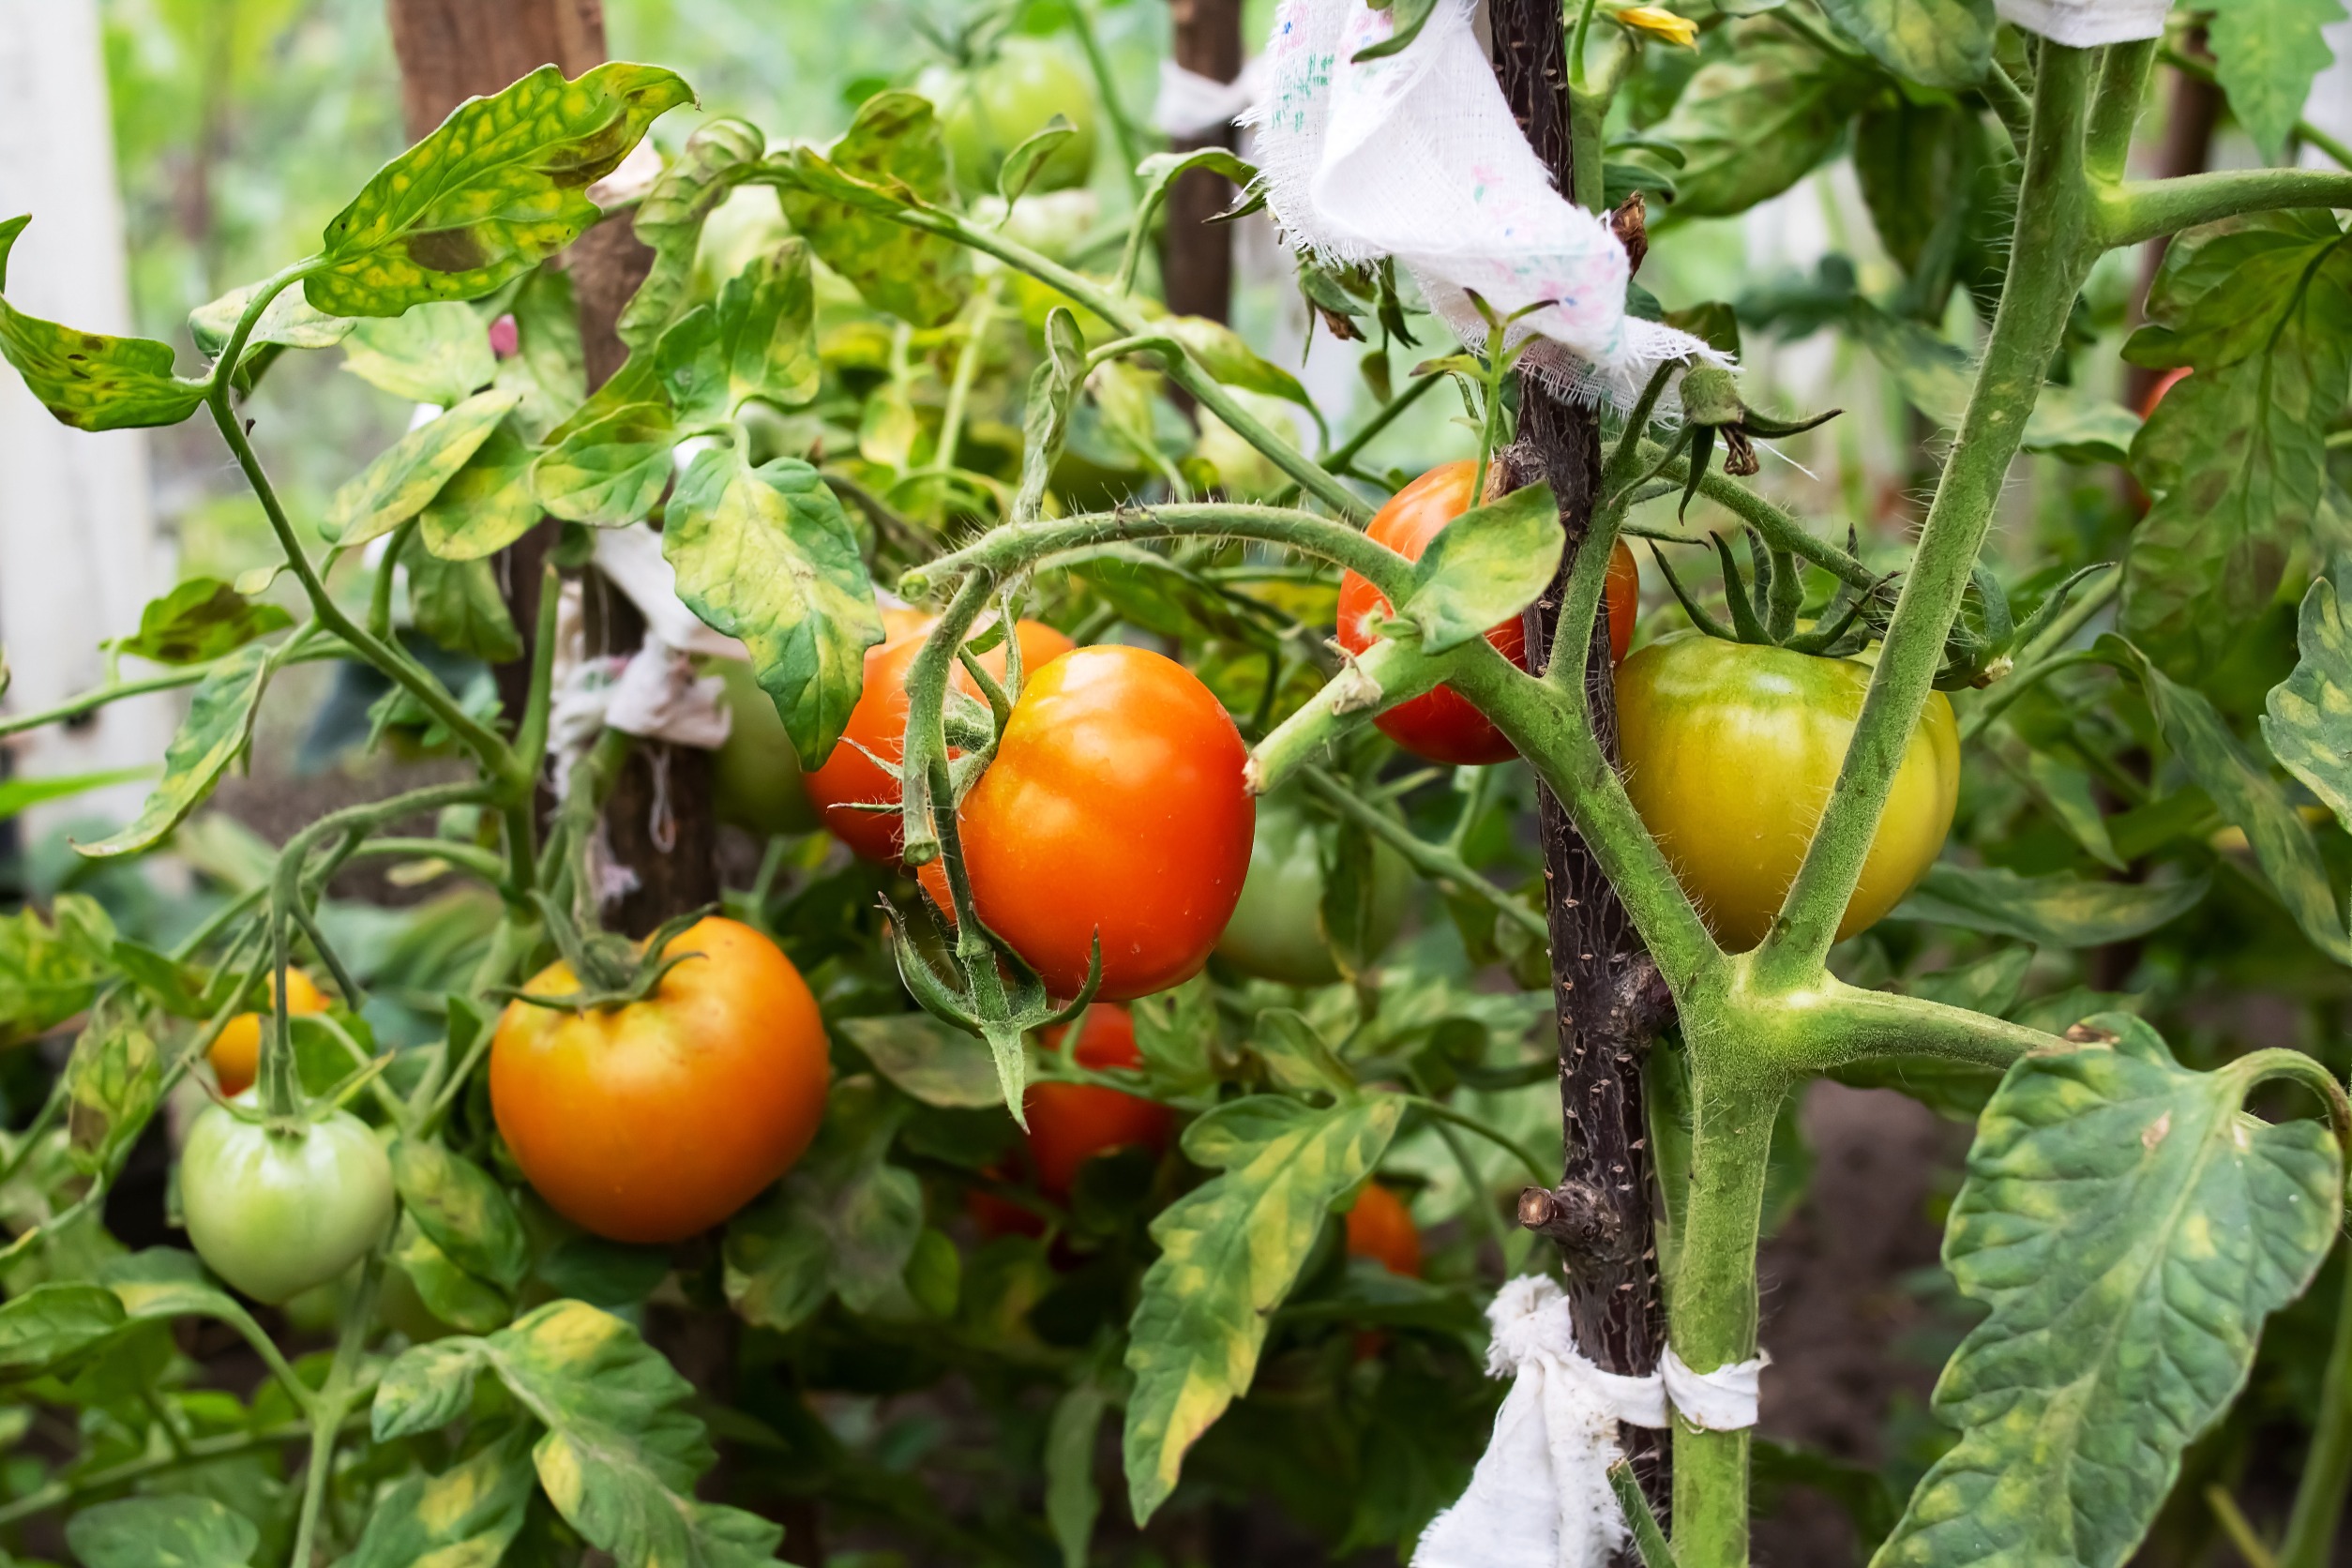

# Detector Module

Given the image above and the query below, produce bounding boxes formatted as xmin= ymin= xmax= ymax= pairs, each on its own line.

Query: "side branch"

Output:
xmin=2096 ymin=169 xmax=2352 ymax=250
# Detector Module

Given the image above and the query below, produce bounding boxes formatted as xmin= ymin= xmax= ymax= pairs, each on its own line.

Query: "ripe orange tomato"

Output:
xmin=1337 ymin=461 xmax=1638 ymax=765
xmin=2139 ymin=365 xmax=2190 ymax=420
xmin=210 ymin=968 xmax=330 ymax=1096
xmin=1026 ymin=1004 xmax=1171 ymax=1198
xmin=1345 ymin=1182 xmax=1422 ymax=1276
xmin=489 ymin=916 xmax=831 ymax=1244
xmin=804 ymin=613 xmax=1074 ymax=863
xmin=922 ymin=645 xmax=1253 ymax=1001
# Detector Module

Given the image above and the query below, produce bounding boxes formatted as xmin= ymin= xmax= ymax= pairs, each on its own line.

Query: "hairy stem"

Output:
xmin=2279 ymin=1242 xmax=2352 ymax=1568
xmin=2096 ymin=167 xmax=2352 ymax=250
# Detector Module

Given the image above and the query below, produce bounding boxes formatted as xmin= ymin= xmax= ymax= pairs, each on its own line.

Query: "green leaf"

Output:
xmin=1399 ymin=483 xmax=1561 ymax=653
xmin=663 ymin=449 xmax=883 ymax=767
xmin=342 ymin=1425 xmax=536 ymax=1568
xmin=374 ymin=1301 xmax=781 ymax=1568
xmin=1652 ymin=23 xmax=1872 ymax=219
xmin=1164 ymin=315 xmax=1317 ymax=415
xmin=0 ymin=1283 xmax=126 ymax=1376
xmin=1133 ymin=147 xmax=1262 ymax=220
xmin=79 ymin=641 xmax=271 ymax=858
xmin=1851 ymin=305 xmax=2139 ymax=463
xmin=0 ymin=894 xmax=114 ymax=1048
xmin=1015 ymin=306 xmax=1087 ymax=522
xmin=418 ymin=415 xmax=541 ymax=560
xmin=1123 ymin=1093 xmax=1404 ymax=1522
xmin=1000 ymin=115 xmax=1079 ymax=207
xmin=2103 ymin=634 xmax=2352 ymax=963
xmin=1046 ymin=1379 xmax=1110 ymax=1568
xmin=1870 ymin=1015 xmax=2341 ymax=1568
xmin=63 ymin=1010 xmax=161 ymax=1176
xmin=0 ymin=216 xmax=207 ymax=430
xmin=534 ymin=400 xmax=677 ymax=525
xmin=1817 ymin=0 xmax=1992 ymax=87
xmin=2263 ymin=578 xmax=2352 ymax=832
xmin=1250 ymin=1009 xmax=1357 ymax=1098
xmin=725 ymin=1077 xmax=924 ymax=1330
xmin=2120 ymin=213 xmax=2352 ymax=678
xmin=1892 ymin=862 xmax=2208 ymax=948
xmin=1349 ymin=0 xmax=1440 ymax=61
xmin=309 ymin=62 xmax=693 ymax=317
xmin=656 ymin=238 xmax=820 ymax=429
xmin=773 ymin=91 xmax=973 ymax=328
xmin=393 ymin=1137 xmax=531 ymax=1290
xmin=620 ymin=116 xmax=766 ymax=354
xmin=66 ymin=1496 xmax=256 ymax=1568
xmin=110 ymin=578 xmax=292 ymax=666
xmin=188 ymin=279 xmax=354 ymax=393
xmin=339 ymin=301 xmax=495 ymax=406
xmin=322 ymin=387 xmax=522 ymax=548
xmin=406 ymin=536 xmax=524 ymax=664
xmin=392 ymin=1214 xmax=514 ymax=1334
xmin=0 ymin=768 xmax=155 ymax=825
xmin=2209 ymin=0 xmax=2349 ymax=163
xmin=839 ymin=1013 xmax=1002 ymax=1108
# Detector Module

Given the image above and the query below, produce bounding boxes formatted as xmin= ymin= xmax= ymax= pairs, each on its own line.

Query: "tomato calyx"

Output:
xmin=1649 ymin=521 xmax=1886 ymax=658
xmin=492 ymin=896 xmax=716 ymax=1014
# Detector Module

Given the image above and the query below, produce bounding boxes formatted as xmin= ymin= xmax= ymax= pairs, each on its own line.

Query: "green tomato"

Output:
xmin=1216 ymin=797 xmax=1411 ymax=986
xmin=917 ymin=39 xmax=1099 ymax=199
xmin=180 ymin=1096 xmax=395 ymax=1304
xmin=709 ymin=657 xmax=820 ymax=837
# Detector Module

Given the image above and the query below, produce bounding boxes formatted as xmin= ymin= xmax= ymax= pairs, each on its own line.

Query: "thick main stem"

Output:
xmin=1755 ymin=45 xmax=2099 ymax=988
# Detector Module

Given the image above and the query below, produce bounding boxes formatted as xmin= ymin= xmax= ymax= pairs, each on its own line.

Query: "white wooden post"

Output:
xmin=0 ymin=0 xmax=175 ymax=844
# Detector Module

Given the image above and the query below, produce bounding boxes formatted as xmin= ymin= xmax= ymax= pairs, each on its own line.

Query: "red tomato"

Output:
xmin=1026 ymin=1005 xmax=1171 ymax=1197
xmin=804 ymin=612 xmax=1074 ymax=862
xmin=489 ymin=917 xmax=831 ymax=1244
xmin=1337 ymin=461 xmax=1638 ymax=765
xmin=1345 ymin=1182 xmax=1422 ymax=1276
xmin=920 ymin=645 xmax=1253 ymax=1001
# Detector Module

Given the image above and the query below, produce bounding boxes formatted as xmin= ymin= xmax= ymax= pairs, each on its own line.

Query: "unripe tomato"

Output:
xmin=209 ymin=968 xmax=330 ymax=1097
xmin=1345 ymin=1182 xmax=1421 ymax=1276
xmin=917 ymin=39 xmax=1099 ymax=199
xmin=1214 ymin=794 xmax=1410 ymax=986
xmin=1026 ymin=1005 xmax=1171 ymax=1197
xmin=489 ymin=917 xmax=831 ymax=1244
xmin=804 ymin=615 xmax=1075 ymax=863
xmin=922 ymin=645 xmax=1254 ymax=1001
xmin=708 ymin=657 xmax=820 ymax=838
xmin=1337 ymin=461 xmax=1638 ymax=765
xmin=180 ymin=1098 xmax=394 ymax=1304
xmin=1615 ymin=632 xmax=1959 ymax=952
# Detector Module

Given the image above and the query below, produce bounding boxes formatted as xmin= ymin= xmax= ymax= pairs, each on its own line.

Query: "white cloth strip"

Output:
xmin=1154 ymin=55 xmax=1270 ymax=139
xmin=1992 ymin=0 xmax=2170 ymax=45
xmin=1661 ymin=1345 xmax=1767 ymax=1432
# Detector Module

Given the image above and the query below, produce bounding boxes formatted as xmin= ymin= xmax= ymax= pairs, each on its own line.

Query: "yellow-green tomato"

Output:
xmin=918 ymin=39 xmax=1099 ymax=199
xmin=180 ymin=1097 xmax=395 ymax=1304
xmin=708 ymin=657 xmax=819 ymax=837
xmin=1615 ymin=633 xmax=1958 ymax=952
xmin=1216 ymin=799 xmax=1410 ymax=986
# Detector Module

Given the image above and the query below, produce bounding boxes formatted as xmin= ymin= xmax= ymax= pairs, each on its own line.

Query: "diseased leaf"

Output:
xmin=407 ymin=537 xmax=524 ymax=664
xmin=79 ymin=641 xmax=272 ymax=858
xmin=839 ymin=1013 xmax=1003 ymax=1108
xmin=63 ymin=1009 xmax=161 ymax=1176
xmin=393 ymin=1137 xmax=531 ymax=1290
xmin=2209 ymin=0 xmax=2348 ymax=163
xmin=1892 ymin=862 xmax=2207 ymax=949
xmin=663 ymin=448 xmax=883 ymax=766
xmin=110 ymin=579 xmax=292 ymax=666
xmin=1652 ymin=23 xmax=1871 ymax=219
xmin=656 ymin=238 xmax=820 ymax=430
xmin=2104 ymin=635 xmax=2352 ymax=963
xmin=2121 ymin=213 xmax=2352 ymax=678
xmin=188 ymin=279 xmax=354 ymax=393
xmin=2263 ymin=578 xmax=2352 ymax=831
xmin=309 ymin=62 xmax=693 ymax=317
xmin=1123 ymin=1093 xmax=1404 ymax=1522
xmin=1817 ymin=0 xmax=1992 ymax=88
xmin=339 ymin=300 xmax=495 ymax=406
xmin=773 ymin=92 xmax=973 ymax=328
xmin=1400 ymin=483 xmax=1561 ymax=653
xmin=725 ymin=1077 xmax=923 ymax=1330
xmin=0 ymin=894 xmax=115 ymax=1048
xmin=342 ymin=1425 xmax=536 ymax=1568
xmin=1871 ymin=1015 xmax=2341 ymax=1568
xmin=534 ymin=400 xmax=677 ymax=525
xmin=0 ymin=216 xmax=206 ymax=430
xmin=323 ymin=388 xmax=522 ymax=549
xmin=418 ymin=415 xmax=541 ymax=560
xmin=620 ymin=116 xmax=766 ymax=353
xmin=392 ymin=1214 xmax=514 ymax=1334
xmin=66 ymin=1495 xmax=256 ymax=1568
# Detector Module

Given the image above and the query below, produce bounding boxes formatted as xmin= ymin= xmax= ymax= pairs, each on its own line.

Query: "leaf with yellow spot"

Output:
xmin=309 ymin=62 xmax=693 ymax=318
xmin=0 ymin=217 xmax=207 ymax=431
xmin=1122 ymin=1092 xmax=1404 ymax=1523
xmin=341 ymin=1425 xmax=536 ymax=1568
xmin=1871 ymin=1013 xmax=2341 ymax=1568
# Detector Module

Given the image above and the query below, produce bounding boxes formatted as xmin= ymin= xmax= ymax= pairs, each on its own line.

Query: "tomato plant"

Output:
xmin=0 ymin=13 xmax=2347 ymax=1568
